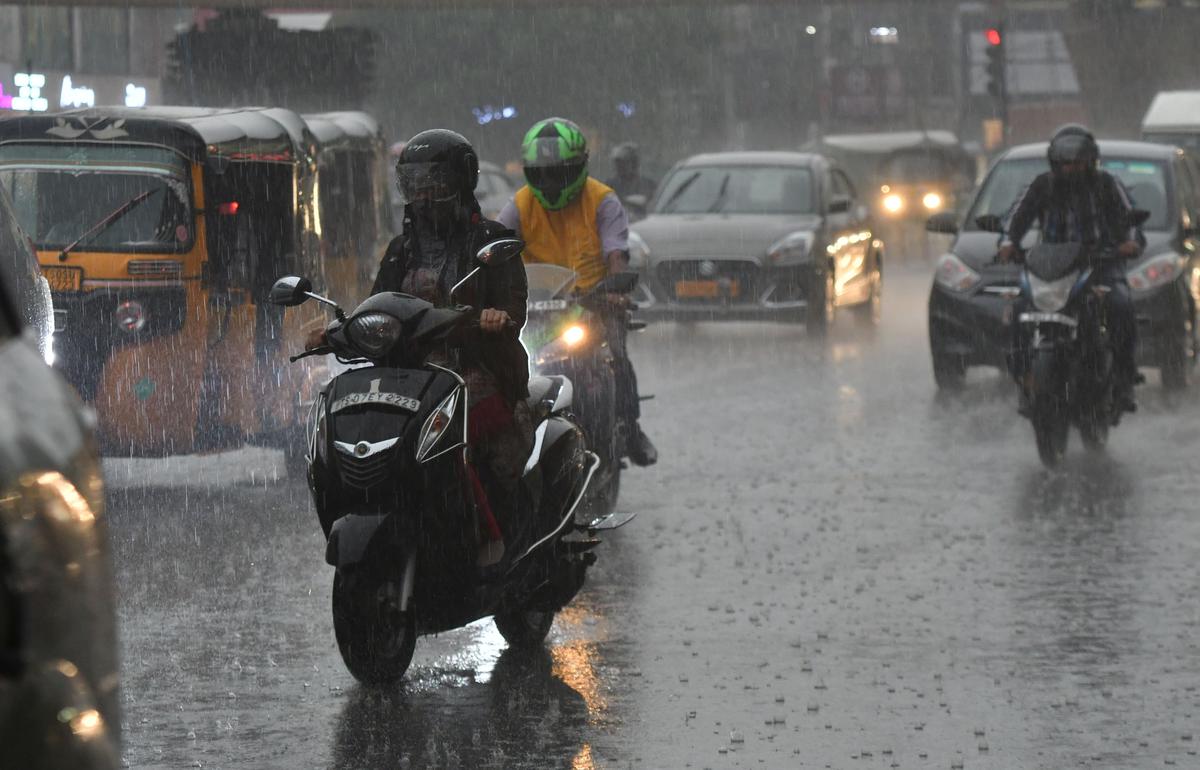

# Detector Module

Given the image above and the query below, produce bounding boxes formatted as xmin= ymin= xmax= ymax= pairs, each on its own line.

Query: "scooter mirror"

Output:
xmin=475 ymin=238 xmax=524 ymax=268
xmin=269 ymin=275 xmax=313 ymax=307
xmin=974 ymin=214 xmax=1004 ymax=233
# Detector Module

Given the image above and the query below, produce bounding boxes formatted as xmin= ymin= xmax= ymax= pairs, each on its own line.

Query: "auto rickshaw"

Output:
xmin=0 ymin=106 xmax=330 ymax=469
xmin=302 ymin=111 xmax=391 ymax=303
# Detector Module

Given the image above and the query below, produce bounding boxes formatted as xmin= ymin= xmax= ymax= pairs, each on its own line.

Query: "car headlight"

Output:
xmin=922 ymin=192 xmax=944 ymax=211
xmin=416 ymin=390 xmax=460 ymax=462
xmin=114 ymin=300 xmax=146 ymax=333
xmin=882 ymin=193 xmax=904 ymax=214
xmin=933 ymin=253 xmax=981 ymax=293
xmin=766 ymin=231 xmax=814 ymax=264
xmin=628 ymin=231 xmax=650 ymax=269
xmin=347 ymin=312 xmax=402 ymax=356
xmin=1127 ymin=253 xmax=1185 ymax=291
xmin=1029 ymin=273 xmax=1077 ymax=313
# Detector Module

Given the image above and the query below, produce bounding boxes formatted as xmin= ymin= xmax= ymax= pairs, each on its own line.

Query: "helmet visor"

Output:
xmin=1048 ymin=134 xmax=1091 ymax=165
xmin=524 ymin=136 xmax=582 ymax=168
xmin=396 ymin=161 xmax=457 ymax=204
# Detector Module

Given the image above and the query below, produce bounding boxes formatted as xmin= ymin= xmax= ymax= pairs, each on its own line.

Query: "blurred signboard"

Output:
xmin=830 ymin=64 xmax=906 ymax=121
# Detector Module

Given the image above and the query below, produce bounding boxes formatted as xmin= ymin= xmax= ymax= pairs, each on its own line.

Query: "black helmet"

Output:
xmin=1047 ymin=124 xmax=1099 ymax=173
xmin=395 ymin=129 xmax=479 ymax=205
xmin=610 ymin=142 xmax=639 ymax=164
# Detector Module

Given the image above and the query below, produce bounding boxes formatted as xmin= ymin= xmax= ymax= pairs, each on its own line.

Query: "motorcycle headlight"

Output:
xmin=1127 ymin=253 xmax=1185 ymax=291
xmin=766 ymin=231 xmax=814 ymax=264
xmin=628 ymin=231 xmax=650 ymax=269
xmin=535 ymin=323 xmax=589 ymax=366
xmin=416 ymin=390 xmax=460 ymax=462
xmin=347 ymin=312 xmax=402 ymax=356
xmin=1029 ymin=273 xmax=1077 ymax=313
xmin=933 ymin=253 xmax=981 ymax=293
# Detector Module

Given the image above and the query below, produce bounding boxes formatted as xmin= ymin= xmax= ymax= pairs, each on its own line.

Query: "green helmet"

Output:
xmin=521 ymin=117 xmax=589 ymax=211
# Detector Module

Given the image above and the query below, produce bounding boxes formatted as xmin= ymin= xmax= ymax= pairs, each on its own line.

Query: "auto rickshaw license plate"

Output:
xmin=330 ymin=391 xmax=421 ymax=414
xmin=675 ymin=279 xmax=740 ymax=298
xmin=43 ymin=266 xmax=83 ymax=292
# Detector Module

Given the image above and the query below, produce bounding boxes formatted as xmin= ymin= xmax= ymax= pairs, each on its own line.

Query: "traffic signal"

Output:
xmin=984 ymin=26 xmax=1006 ymax=99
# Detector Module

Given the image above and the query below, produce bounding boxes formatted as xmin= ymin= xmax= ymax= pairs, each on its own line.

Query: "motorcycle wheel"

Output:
xmin=494 ymin=608 xmax=555 ymax=648
xmin=931 ymin=352 xmax=966 ymax=391
xmin=1033 ymin=401 xmax=1070 ymax=467
xmin=331 ymin=571 xmax=417 ymax=685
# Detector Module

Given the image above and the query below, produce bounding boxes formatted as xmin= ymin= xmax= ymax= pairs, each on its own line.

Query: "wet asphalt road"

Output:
xmin=106 ymin=264 xmax=1200 ymax=769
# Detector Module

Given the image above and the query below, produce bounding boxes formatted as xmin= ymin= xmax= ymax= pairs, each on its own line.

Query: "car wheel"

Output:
xmin=931 ymin=351 xmax=967 ymax=390
xmin=806 ymin=269 xmax=836 ymax=336
xmin=853 ymin=270 xmax=882 ymax=327
xmin=1160 ymin=316 xmax=1196 ymax=391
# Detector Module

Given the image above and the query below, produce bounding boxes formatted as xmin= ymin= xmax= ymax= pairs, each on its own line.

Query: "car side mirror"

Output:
xmin=625 ymin=194 xmax=647 ymax=209
xmin=269 ymin=275 xmax=313 ymax=306
xmin=828 ymin=195 xmax=852 ymax=215
xmin=974 ymin=214 xmax=1004 ymax=233
xmin=1129 ymin=208 xmax=1151 ymax=227
xmin=925 ymin=211 xmax=959 ymax=235
xmin=475 ymin=238 xmax=524 ymax=267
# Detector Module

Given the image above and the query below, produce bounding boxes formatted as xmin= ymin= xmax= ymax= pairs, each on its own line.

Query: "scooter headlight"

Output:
xmin=347 ymin=312 xmax=402 ymax=357
xmin=1029 ymin=273 xmax=1077 ymax=313
xmin=416 ymin=390 xmax=460 ymax=462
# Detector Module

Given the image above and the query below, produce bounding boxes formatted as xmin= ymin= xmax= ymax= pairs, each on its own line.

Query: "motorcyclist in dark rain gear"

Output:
xmin=606 ymin=142 xmax=658 ymax=205
xmin=308 ymin=129 xmax=533 ymax=547
xmin=997 ymin=124 xmax=1143 ymax=413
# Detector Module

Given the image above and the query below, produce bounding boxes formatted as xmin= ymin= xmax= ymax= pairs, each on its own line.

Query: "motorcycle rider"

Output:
xmin=497 ymin=117 xmax=657 ymax=466
xmin=308 ymin=129 xmax=533 ymax=558
xmin=606 ymin=142 xmax=657 ymax=204
xmin=997 ymin=124 xmax=1143 ymax=413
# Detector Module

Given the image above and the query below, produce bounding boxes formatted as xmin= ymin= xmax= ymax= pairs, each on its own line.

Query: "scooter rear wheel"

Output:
xmin=494 ymin=609 xmax=555 ymax=648
xmin=332 ymin=571 xmax=417 ymax=685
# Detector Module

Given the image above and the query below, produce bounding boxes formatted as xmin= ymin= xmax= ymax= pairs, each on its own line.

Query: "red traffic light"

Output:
xmin=986 ymin=28 xmax=1002 ymax=46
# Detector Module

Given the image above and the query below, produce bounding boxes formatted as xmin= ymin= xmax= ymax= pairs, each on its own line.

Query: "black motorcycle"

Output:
xmin=522 ymin=264 xmax=643 ymax=514
xmin=1009 ymin=214 xmax=1147 ymax=466
xmin=269 ymin=239 xmax=633 ymax=684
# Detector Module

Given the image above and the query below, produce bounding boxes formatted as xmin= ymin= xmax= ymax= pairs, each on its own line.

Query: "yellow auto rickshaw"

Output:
xmin=0 ymin=106 xmax=331 ymax=468
xmin=302 ymin=110 xmax=392 ymax=303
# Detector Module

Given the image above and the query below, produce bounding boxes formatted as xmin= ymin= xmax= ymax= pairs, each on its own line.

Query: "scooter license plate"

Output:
xmin=329 ymin=391 xmax=421 ymax=414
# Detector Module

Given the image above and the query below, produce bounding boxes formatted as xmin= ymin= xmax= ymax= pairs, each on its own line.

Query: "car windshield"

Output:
xmin=654 ymin=165 xmax=814 ymax=215
xmin=525 ymin=263 xmax=578 ymax=300
xmin=0 ymin=144 xmax=193 ymax=253
xmin=966 ymin=156 xmax=1170 ymax=232
xmin=876 ymin=150 xmax=970 ymax=185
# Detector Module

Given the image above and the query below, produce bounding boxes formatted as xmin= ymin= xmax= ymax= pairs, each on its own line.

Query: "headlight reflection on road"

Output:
xmin=551 ymin=605 xmax=608 ymax=723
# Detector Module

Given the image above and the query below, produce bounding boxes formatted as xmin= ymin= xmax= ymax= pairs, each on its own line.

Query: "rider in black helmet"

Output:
xmin=606 ymin=142 xmax=657 ymax=204
xmin=998 ymin=124 xmax=1143 ymax=412
xmin=310 ymin=129 xmax=532 ymax=563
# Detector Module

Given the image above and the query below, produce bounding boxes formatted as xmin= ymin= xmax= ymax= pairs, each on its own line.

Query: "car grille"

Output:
xmin=656 ymin=260 xmax=759 ymax=303
xmin=338 ymin=449 xmax=394 ymax=489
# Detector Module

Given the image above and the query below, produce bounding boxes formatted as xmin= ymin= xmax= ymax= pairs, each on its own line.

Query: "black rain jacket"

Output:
xmin=371 ymin=201 xmax=529 ymax=403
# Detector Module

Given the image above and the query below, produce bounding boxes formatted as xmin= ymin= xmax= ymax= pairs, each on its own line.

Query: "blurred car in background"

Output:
xmin=810 ymin=131 xmax=976 ymax=223
xmin=926 ymin=139 xmax=1199 ymax=390
xmin=629 ymin=151 xmax=883 ymax=334
xmin=0 ymin=183 xmax=118 ymax=769
xmin=476 ymin=160 xmax=518 ymax=220
xmin=1141 ymin=90 xmax=1200 ymax=153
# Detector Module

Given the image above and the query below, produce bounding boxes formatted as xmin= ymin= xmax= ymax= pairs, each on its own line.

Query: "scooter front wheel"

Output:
xmin=332 ymin=571 xmax=417 ymax=685
xmin=494 ymin=609 xmax=555 ymax=648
